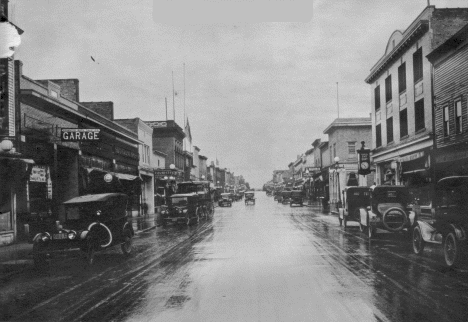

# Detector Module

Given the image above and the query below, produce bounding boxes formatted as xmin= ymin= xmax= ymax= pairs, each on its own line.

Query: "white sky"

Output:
xmin=9 ymin=0 xmax=468 ymax=188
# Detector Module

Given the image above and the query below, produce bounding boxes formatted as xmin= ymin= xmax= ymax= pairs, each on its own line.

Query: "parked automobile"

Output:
xmin=412 ymin=176 xmax=468 ymax=268
xmin=176 ymin=181 xmax=215 ymax=219
xmin=359 ymin=185 xmax=415 ymax=238
xmin=338 ymin=187 xmax=371 ymax=228
xmin=160 ymin=193 xmax=202 ymax=226
xmin=281 ymin=191 xmax=292 ymax=205
xmin=245 ymin=191 xmax=256 ymax=205
xmin=32 ymin=193 xmax=134 ymax=267
xmin=218 ymin=193 xmax=233 ymax=207
xmin=290 ymin=190 xmax=304 ymax=207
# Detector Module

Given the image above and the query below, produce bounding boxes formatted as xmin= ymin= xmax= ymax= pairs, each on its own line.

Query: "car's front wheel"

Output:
xmin=121 ymin=229 xmax=133 ymax=256
xmin=444 ymin=232 xmax=463 ymax=268
xmin=412 ymin=225 xmax=425 ymax=255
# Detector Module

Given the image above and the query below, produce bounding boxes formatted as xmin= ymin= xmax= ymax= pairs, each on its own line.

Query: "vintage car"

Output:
xmin=412 ymin=176 xmax=468 ymax=268
xmin=32 ymin=193 xmax=134 ymax=267
xmin=218 ymin=193 xmax=233 ymax=207
xmin=290 ymin=190 xmax=304 ymax=207
xmin=338 ymin=187 xmax=371 ymax=228
xmin=160 ymin=193 xmax=202 ymax=226
xmin=245 ymin=191 xmax=256 ymax=205
xmin=281 ymin=191 xmax=292 ymax=205
xmin=359 ymin=185 xmax=415 ymax=238
xmin=176 ymin=181 xmax=215 ymax=219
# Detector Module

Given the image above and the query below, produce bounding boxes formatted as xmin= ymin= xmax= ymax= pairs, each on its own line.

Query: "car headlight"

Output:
xmin=41 ymin=234 xmax=50 ymax=242
xmin=183 ymin=209 xmax=188 ymax=213
xmin=68 ymin=231 xmax=77 ymax=240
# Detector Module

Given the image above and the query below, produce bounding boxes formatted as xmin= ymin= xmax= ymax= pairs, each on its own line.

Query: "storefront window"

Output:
xmin=0 ymin=185 xmax=12 ymax=231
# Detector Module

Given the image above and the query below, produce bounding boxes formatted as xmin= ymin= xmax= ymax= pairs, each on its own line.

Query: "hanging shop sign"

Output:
xmin=397 ymin=151 xmax=425 ymax=163
xmin=30 ymin=165 xmax=47 ymax=182
xmin=61 ymin=128 xmax=100 ymax=142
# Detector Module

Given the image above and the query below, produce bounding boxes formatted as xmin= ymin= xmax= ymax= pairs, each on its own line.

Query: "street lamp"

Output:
xmin=169 ymin=164 xmax=175 ymax=170
xmin=163 ymin=176 xmax=168 ymax=180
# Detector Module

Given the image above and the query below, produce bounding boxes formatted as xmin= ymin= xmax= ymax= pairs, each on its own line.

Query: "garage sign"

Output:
xmin=61 ymin=128 xmax=100 ymax=142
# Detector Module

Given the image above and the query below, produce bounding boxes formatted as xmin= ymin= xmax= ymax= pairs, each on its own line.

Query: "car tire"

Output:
xmin=412 ymin=225 xmax=425 ymax=255
xmin=382 ymin=207 xmax=407 ymax=232
xmin=120 ymin=229 xmax=133 ymax=256
xmin=444 ymin=232 xmax=462 ymax=268
xmin=33 ymin=242 xmax=47 ymax=269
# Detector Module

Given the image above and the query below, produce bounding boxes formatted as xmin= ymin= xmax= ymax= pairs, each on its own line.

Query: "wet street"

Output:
xmin=2 ymin=193 xmax=468 ymax=322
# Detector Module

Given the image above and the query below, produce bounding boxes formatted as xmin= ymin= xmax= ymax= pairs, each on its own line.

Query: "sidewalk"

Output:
xmin=0 ymin=220 xmax=157 ymax=280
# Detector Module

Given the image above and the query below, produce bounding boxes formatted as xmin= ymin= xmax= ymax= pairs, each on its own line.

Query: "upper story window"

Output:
xmin=413 ymin=48 xmax=423 ymax=83
xmin=376 ymin=124 xmax=382 ymax=147
xmin=348 ymin=142 xmax=356 ymax=158
xmin=443 ymin=106 xmax=450 ymax=137
xmin=398 ymin=63 xmax=406 ymax=93
xmin=47 ymin=81 xmax=61 ymax=99
xmin=456 ymin=100 xmax=462 ymax=134
xmin=375 ymin=85 xmax=381 ymax=110
xmin=400 ymin=108 xmax=408 ymax=138
xmin=385 ymin=75 xmax=392 ymax=102
xmin=386 ymin=117 xmax=394 ymax=143
xmin=415 ymin=98 xmax=425 ymax=131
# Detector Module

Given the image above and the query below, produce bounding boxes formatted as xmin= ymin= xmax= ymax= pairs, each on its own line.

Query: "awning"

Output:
xmin=0 ymin=156 xmax=35 ymax=164
xmin=114 ymin=172 xmax=140 ymax=181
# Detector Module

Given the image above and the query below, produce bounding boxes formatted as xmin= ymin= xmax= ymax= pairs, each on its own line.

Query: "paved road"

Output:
xmin=2 ymin=193 xmax=468 ymax=321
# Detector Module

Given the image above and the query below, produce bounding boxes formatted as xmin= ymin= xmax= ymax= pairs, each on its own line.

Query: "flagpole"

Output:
xmin=183 ymin=63 xmax=186 ymax=151
xmin=172 ymin=71 xmax=175 ymax=121
xmin=165 ymin=97 xmax=168 ymax=121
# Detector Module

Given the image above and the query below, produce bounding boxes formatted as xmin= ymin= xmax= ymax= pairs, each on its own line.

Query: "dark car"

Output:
xmin=290 ymin=190 xmax=304 ymax=207
xmin=281 ymin=191 xmax=292 ymax=204
xmin=359 ymin=185 xmax=415 ymax=238
xmin=338 ymin=187 xmax=371 ymax=228
xmin=412 ymin=176 xmax=468 ymax=268
xmin=218 ymin=193 xmax=233 ymax=207
xmin=245 ymin=191 xmax=255 ymax=205
xmin=32 ymin=193 xmax=134 ymax=267
xmin=160 ymin=193 xmax=201 ymax=226
xmin=176 ymin=181 xmax=215 ymax=219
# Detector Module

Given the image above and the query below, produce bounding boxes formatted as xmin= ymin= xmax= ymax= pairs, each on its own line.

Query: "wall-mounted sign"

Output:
xmin=61 ymin=128 xmax=100 ymax=142
xmin=30 ymin=165 xmax=47 ymax=182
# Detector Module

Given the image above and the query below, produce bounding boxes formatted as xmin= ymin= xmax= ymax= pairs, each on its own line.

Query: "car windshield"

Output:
xmin=171 ymin=197 xmax=188 ymax=206
xmin=65 ymin=202 xmax=104 ymax=221
xmin=437 ymin=184 xmax=468 ymax=208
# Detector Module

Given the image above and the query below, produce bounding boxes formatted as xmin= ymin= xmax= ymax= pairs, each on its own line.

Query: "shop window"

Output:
xmin=413 ymin=47 xmax=423 ymax=83
xmin=374 ymin=85 xmax=381 ymax=111
xmin=398 ymin=63 xmax=406 ymax=93
xmin=385 ymin=75 xmax=392 ymax=103
xmin=348 ymin=142 xmax=356 ymax=158
xmin=0 ymin=185 xmax=12 ymax=232
xmin=456 ymin=100 xmax=462 ymax=134
xmin=415 ymin=99 xmax=425 ymax=131
xmin=400 ymin=108 xmax=408 ymax=138
xmin=376 ymin=124 xmax=382 ymax=147
xmin=443 ymin=105 xmax=450 ymax=136
xmin=387 ymin=117 xmax=394 ymax=143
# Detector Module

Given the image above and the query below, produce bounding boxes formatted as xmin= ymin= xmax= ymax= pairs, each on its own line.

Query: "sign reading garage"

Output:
xmin=61 ymin=128 xmax=100 ymax=141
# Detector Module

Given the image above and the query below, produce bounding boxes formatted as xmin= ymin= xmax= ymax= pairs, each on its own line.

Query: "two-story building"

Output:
xmin=365 ymin=6 xmax=468 ymax=206
xmin=427 ymin=23 xmax=468 ymax=180
xmin=323 ymin=118 xmax=372 ymax=209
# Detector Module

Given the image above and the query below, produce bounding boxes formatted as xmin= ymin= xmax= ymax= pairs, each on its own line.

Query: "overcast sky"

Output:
xmin=9 ymin=0 xmax=468 ymax=188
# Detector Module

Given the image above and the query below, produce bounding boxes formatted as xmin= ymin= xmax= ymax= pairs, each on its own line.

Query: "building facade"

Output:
xmin=366 ymin=6 xmax=468 ymax=207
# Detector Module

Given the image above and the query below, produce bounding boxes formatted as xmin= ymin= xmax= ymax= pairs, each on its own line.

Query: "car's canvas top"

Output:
xmin=63 ymin=193 xmax=127 ymax=204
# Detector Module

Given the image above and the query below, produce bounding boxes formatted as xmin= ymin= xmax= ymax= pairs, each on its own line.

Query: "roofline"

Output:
xmin=323 ymin=119 xmax=371 ymax=134
xmin=427 ymin=23 xmax=468 ymax=63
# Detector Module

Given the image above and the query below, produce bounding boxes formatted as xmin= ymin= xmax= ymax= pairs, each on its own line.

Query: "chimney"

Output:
xmin=35 ymin=78 xmax=80 ymax=102
xmin=81 ymin=101 xmax=114 ymax=120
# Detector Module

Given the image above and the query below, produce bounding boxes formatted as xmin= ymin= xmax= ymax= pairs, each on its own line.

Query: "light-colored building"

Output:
xmin=365 ymin=6 xmax=468 ymax=204
xmin=323 ymin=118 xmax=373 ymax=210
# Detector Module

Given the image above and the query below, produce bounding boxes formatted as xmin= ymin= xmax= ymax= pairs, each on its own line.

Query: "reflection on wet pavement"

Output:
xmin=2 ymin=194 xmax=468 ymax=321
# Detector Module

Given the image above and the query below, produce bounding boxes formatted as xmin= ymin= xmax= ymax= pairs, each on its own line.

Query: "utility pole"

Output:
xmin=336 ymin=82 xmax=340 ymax=119
xmin=172 ymin=71 xmax=175 ymax=121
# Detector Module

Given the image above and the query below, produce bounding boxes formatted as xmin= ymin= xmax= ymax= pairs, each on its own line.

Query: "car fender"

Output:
xmin=408 ymin=211 xmax=417 ymax=227
xmin=449 ymin=224 xmax=466 ymax=241
xmin=415 ymin=220 xmax=436 ymax=243
xmin=359 ymin=208 xmax=368 ymax=226
xmin=368 ymin=210 xmax=379 ymax=225
xmin=32 ymin=232 xmax=49 ymax=243
xmin=88 ymin=222 xmax=113 ymax=248
xmin=123 ymin=221 xmax=134 ymax=236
